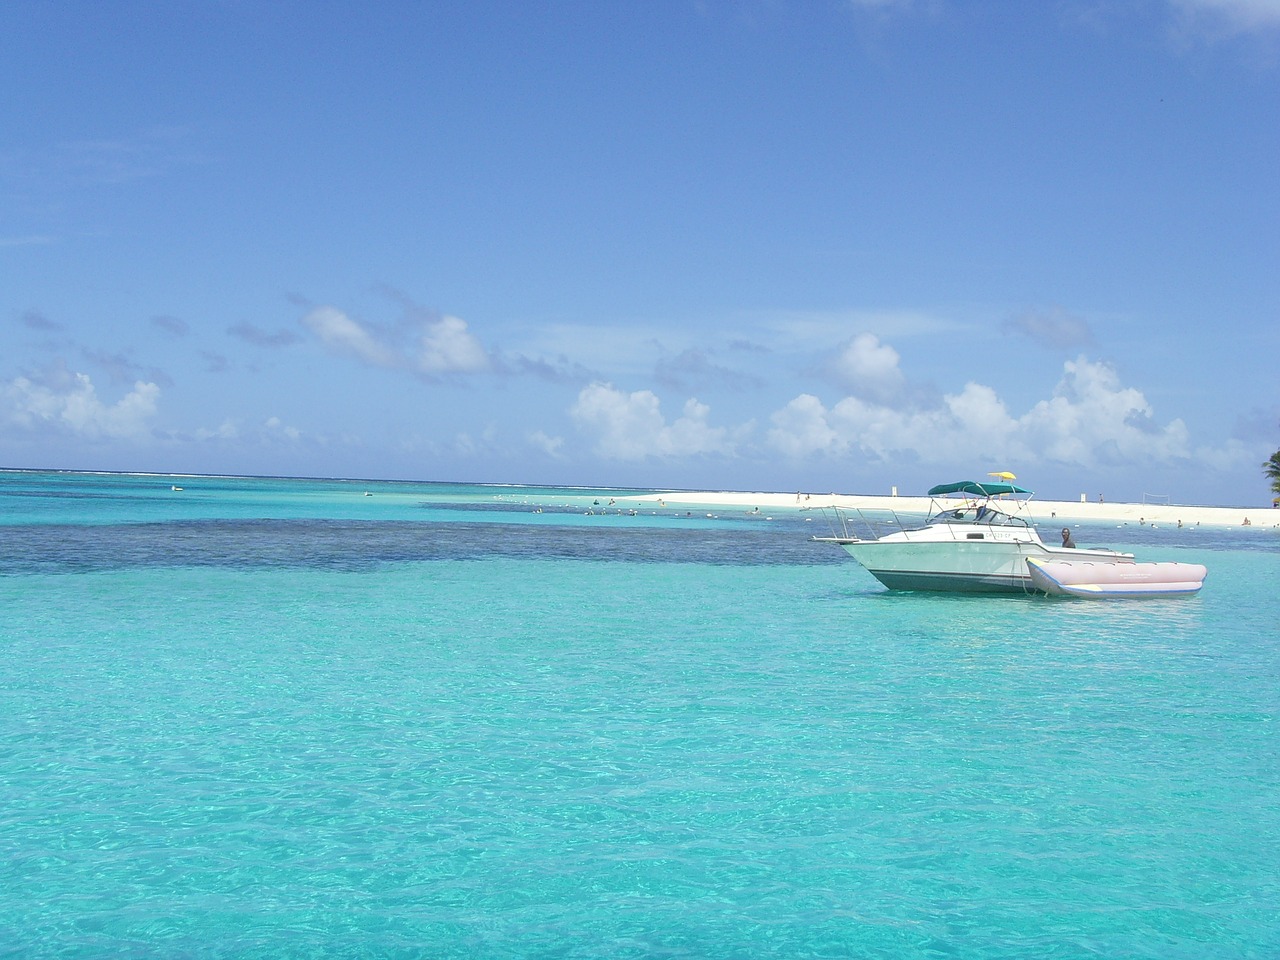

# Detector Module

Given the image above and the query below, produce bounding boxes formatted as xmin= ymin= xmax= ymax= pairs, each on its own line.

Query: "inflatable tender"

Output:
xmin=1026 ymin=559 xmax=1207 ymax=599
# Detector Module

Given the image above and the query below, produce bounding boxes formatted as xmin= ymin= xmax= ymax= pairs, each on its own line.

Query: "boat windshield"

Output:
xmin=927 ymin=500 xmax=1031 ymax=528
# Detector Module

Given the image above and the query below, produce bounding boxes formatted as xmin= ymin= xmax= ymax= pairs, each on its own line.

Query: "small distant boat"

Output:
xmin=1026 ymin=559 xmax=1207 ymax=599
xmin=171 ymin=485 xmax=183 ymax=491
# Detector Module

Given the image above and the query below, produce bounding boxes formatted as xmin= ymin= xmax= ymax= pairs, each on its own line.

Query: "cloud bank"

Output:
xmin=766 ymin=355 xmax=1192 ymax=469
xmin=570 ymin=382 xmax=738 ymax=460
xmin=568 ymin=351 xmax=1210 ymax=476
xmin=4 ymin=369 xmax=159 ymax=439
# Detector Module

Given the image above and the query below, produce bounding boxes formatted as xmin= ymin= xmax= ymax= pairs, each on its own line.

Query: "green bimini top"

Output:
xmin=926 ymin=480 xmax=1032 ymax=498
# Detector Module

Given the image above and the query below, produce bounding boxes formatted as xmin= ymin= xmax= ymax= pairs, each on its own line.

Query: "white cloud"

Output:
xmin=831 ymin=332 xmax=905 ymax=401
xmin=190 ymin=417 xmax=330 ymax=447
xmin=767 ymin=394 xmax=846 ymax=458
xmin=764 ymin=309 xmax=954 ymax=347
xmin=195 ymin=419 xmax=240 ymax=441
xmin=300 ymin=305 xmax=493 ymax=376
xmin=419 ymin=315 xmax=490 ymax=374
xmin=768 ymin=356 xmax=1194 ymax=469
xmin=826 ymin=384 xmax=1022 ymax=464
xmin=1171 ymin=0 xmax=1280 ymax=31
xmin=1192 ymin=436 xmax=1257 ymax=472
xmin=569 ymin=382 xmax=735 ymax=460
xmin=301 ymin=306 xmax=399 ymax=367
xmin=817 ymin=384 xmax=1015 ymax=463
xmin=1022 ymin=356 xmax=1191 ymax=464
xmin=4 ymin=372 xmax=159 ymax=439
xmin=527 ymin=430 xmax=565 ymax=458
xmin=264 ymin=416 xmax=302 ymax=441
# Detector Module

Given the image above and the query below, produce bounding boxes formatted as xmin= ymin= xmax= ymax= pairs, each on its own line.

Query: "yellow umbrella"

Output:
xmin=988 ymin=471 xmax=1017 ymax=480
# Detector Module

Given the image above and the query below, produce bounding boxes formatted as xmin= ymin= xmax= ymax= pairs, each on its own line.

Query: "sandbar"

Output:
xmin=615 ymin=489 xmax=1280 ymax=529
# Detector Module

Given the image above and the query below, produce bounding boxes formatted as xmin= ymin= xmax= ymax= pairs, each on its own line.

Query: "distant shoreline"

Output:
xmin=617 ymin=490 xmax=1280 ymax=530
xmin=4 ymin=467 xmax=1276 ymax=528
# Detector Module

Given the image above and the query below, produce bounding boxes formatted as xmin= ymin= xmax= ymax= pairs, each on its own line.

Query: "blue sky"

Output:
xmin=3 ymin=0 xmax=1277 ymax=505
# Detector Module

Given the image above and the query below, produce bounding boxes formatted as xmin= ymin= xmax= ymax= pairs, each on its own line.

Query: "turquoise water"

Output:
xmin=2 ymin=472 xmax=1277 ymax=958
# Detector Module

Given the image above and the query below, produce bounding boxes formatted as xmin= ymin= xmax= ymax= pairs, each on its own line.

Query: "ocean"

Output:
xmin=2 ymin=470 xmax=1277 ymax=958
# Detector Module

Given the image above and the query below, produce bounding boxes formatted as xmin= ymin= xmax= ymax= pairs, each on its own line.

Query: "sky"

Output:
xmin=2 ymin=0 xmax=1278 ymax=506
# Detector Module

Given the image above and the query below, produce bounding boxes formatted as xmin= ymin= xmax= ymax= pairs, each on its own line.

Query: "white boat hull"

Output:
xmin=838 ymin=538 xmax=1121 ymax=593
xmin=1026 ymin=559 xmax=1207 ymax=598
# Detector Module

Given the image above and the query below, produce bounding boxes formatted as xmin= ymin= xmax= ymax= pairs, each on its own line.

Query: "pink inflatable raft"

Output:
xmin=1026 ymin=559 xmax=1207 ymax=599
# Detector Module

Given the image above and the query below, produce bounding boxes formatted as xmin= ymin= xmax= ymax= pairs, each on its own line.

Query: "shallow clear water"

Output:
xmin=2 ymin=471 xmax=1277 ymax=958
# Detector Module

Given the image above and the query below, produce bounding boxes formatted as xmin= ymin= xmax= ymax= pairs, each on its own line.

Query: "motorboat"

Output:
xmin=1026 ymin=559 xmax=1206 ymax=598
xmin=813 ymin=479 xmax=1136 ymax=594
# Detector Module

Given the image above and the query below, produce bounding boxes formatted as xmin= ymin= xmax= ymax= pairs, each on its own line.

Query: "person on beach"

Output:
xmin=1061 ymin=527 xmax=1076 ymax=548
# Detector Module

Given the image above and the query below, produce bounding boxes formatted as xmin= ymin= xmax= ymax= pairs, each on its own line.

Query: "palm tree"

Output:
xmin=1266 ymin=448 xmax=1280 ymax=498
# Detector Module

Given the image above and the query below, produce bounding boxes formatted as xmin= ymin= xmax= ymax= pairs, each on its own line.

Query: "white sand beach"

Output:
xmin=616 ymin=489 xmax=1280 ymax=530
